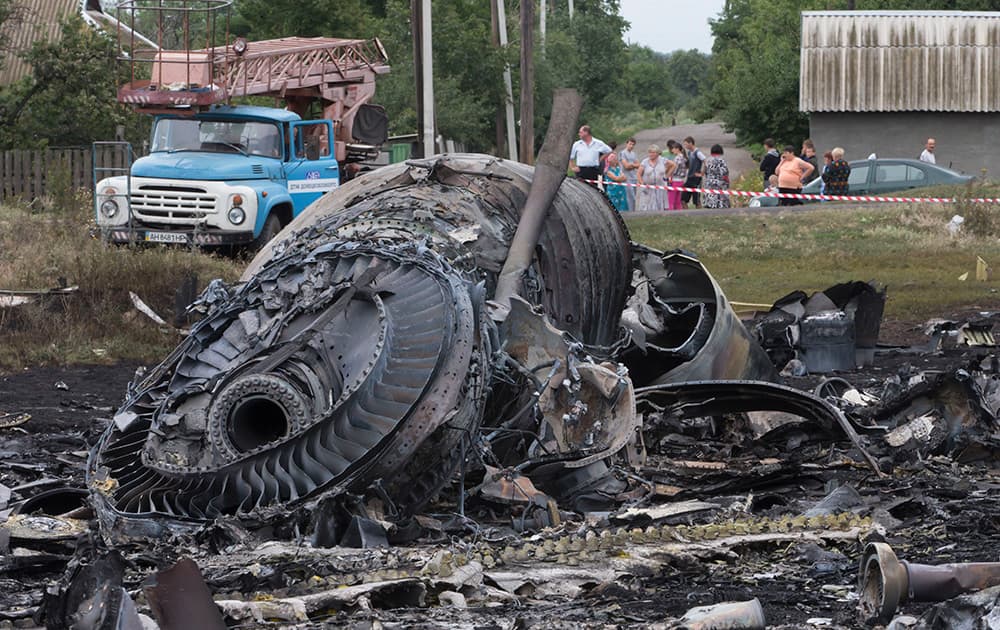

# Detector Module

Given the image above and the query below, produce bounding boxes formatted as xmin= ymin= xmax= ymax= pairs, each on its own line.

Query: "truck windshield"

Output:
xmin=152 ymin=118 xmax=283 ymax=158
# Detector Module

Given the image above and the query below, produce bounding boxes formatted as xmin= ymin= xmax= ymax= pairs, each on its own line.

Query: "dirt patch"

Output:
xmin=633 ymin=121 xmax=756 ymax=181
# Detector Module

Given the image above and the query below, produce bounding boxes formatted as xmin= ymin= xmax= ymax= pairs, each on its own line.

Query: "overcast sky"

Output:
xmin=619 ymin=0 xmax=726 ymax=54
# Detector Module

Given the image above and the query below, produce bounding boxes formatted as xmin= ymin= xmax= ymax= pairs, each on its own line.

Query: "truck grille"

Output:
xmin=132 ymin=185 xmax=218 ymax=221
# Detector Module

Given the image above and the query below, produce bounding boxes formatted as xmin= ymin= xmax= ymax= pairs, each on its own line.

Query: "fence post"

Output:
xmin=1 ymin=150 xmax=8 ymax=199
xmin=33 ymin=150 xmax=43 ymax=201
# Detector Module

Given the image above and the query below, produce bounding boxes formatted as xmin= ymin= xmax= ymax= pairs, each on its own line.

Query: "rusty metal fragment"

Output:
xmin=144 ymin=558 xmax=227 ymax=630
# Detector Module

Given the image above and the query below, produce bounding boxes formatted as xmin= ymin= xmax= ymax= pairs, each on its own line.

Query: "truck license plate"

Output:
xmin=145 ymin=231 xmax=189 ymax=244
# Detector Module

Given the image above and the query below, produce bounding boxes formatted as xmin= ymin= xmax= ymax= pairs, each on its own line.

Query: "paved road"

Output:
xmin=632 ymin=121 xmax=755 ymax=181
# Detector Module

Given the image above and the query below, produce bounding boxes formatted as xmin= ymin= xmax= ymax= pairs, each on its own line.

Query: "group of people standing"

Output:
xmin=569 ymin=126 xmax=731 ymax=212
xmin=759 ymin=138 xmax=851 ymax=205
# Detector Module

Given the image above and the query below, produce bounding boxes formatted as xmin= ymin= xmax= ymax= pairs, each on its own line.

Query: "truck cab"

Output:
xmin=95 ymin=105 xmax=338 ymax=247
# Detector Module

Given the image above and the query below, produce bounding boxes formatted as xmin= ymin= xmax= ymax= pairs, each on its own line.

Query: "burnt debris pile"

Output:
xmin=7 ymin=153 xmax=1000 ymax=627
xmin=88 ymin=154 xmax=640 ymax=539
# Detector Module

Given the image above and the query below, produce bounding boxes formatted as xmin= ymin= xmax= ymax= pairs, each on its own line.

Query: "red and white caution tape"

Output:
xmin=586 ymin=179 xmax=998 ymax=204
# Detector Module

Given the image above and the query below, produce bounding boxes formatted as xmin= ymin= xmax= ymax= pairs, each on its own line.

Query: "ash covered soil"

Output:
xmin=2 ymin=322 xmax=999 ymax=629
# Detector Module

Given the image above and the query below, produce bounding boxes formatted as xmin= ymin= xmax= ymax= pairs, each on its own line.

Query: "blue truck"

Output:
xmin=95 ymin=105 xmax=342 ymax=248
xmin=93 ymin=3 xmax=390 ymax=249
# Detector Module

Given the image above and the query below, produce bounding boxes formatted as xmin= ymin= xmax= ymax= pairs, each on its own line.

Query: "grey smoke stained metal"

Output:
xmin=88 ymin=153 xmax=633 ymax=534
xmin=622 ymin=248 xmax=778 ymax=385
xmin=636 ymin=379 xmax=882 ymax=475
xmin=494 ymin=88 xmax=581 ymax=309
xmin=252 ymin=154 xmax=632 ymax=346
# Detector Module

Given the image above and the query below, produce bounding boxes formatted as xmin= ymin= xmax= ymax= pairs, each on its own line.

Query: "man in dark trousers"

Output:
xmin=569 ymin=125 xmax=611 ymax=189
xmin=759 ymin=138 xmax=780 ymax=185
xmin=681 ymin=136 xmax=706 ymax=208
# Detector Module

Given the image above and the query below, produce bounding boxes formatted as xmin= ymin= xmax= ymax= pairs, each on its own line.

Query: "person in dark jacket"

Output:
xmin=759 ymin=138 xmax=780 ymax=185
xmin=800 ymin=139 xmax=819 ymax=185
xmin=822 ymin=147 xmax=851 ymax=196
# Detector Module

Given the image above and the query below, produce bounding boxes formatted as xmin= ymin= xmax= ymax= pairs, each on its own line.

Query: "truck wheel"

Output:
xmin=254 ymin=213 xmax=282 ymax=250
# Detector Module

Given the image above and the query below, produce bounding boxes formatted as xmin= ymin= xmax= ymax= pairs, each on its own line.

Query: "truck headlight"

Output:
xmin=100 ymin=199 xmax=119 ymax=218
xmin=228 ymin=206 xmax=246 ymax=225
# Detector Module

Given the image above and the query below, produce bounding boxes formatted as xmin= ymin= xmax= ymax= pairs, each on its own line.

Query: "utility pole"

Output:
xmin=495 ymin=0 xmax=518 ymax=161
xmin=411 ymin=0 xmax=424 ymax=157
xmin=419 ymin=0 xmax=435 ymax=158
xmin=539 ymin=0 xmax=546 ymax=54
xmin=519 ymin=0 xmax=534 ymax=164
xmin=490 ymin=1 xmax=505 ymax=156
xmin=410 ymin=0 xmax=436 ymax=158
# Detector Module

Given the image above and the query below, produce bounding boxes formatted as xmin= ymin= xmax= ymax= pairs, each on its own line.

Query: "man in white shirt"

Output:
xmin=570 ymin=125 xmax=611 ymax=189
xmin=919 ymin=138 xmax=936 ymax=164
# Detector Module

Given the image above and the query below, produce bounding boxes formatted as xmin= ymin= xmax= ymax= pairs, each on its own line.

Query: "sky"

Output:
xmin=619 ymin=0 xmax=726 ymax=54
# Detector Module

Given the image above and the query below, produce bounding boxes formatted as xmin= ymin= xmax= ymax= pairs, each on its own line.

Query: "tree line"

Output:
xmin=0 ymin=0 xmax=988 ymax=154
xmin=0 ymin=0 xmax=709 ymax=153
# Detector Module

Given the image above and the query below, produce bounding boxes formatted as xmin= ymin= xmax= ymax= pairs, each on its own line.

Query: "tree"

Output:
xmin=522 ymin=0 xmax=628 ymax=151
xmin=662 ymin=49 xmax=709 ymax=107
xmin=231 ymin=0 xmax=384 ymax=40
xmin=0 ymin=17 xmax=147 ymax=149
xmin=622 ymin=46 xmax=676 ymax=112
xmin=0 ymin=0 xmax=27 ymax=70
xmin=704 ymin=0 xmax=815 ymax=145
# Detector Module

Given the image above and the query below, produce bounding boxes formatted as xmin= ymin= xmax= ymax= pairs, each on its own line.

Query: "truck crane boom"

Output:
xmin=119 ymin=36 xmax=390 ymax=161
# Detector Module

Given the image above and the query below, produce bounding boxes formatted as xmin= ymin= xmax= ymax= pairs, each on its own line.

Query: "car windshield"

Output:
xmin=151 ymin=118 xmax=282 ymax=158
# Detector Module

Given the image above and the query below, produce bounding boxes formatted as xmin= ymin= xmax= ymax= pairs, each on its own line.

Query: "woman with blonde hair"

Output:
xmin=637 ymin=144 xmax=672 ymax=211
xmin=603 ymin=151 xmax=628 ymax=212
xmin=822 ymin=147 xmax=851 ymax=196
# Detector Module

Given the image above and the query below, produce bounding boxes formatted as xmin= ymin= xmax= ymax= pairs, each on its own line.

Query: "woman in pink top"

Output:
xmin=774 ymin=144 xmax=815 ymax=206
xmin=666 ymin=140 xmax=687 ymax=210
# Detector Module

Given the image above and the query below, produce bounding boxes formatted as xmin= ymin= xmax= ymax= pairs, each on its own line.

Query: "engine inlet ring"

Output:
xmin=209 ymin=373 xmax=310 ymax=458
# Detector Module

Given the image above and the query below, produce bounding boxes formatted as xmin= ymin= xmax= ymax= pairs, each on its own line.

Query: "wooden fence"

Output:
xmin=0 ymin=146 xmax=142 ymax=202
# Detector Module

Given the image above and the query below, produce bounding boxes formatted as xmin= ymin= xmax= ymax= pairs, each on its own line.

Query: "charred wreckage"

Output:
xmin=6 ymin=92 xmax=1000 ymax=629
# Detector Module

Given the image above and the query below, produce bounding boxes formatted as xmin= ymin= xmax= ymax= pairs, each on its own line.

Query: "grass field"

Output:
xmin=624 ymin=199 xmax=1000 ymax=323
xmin=3 ymin=189 xmax=1000 ymax=369
xmin=0 ymin=197 xmax=242 ymax=369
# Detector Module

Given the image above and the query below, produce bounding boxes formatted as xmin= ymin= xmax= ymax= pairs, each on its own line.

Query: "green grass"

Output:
xmin=0 ymin=195 xmax=242 ymax=370
xmin=5 ymin=188 xmax=1000 ymax=369
xmin=625 ymin=201 xmax=1000 ymax=322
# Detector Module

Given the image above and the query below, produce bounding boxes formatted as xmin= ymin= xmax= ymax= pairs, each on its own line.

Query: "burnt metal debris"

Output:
xmin=859 ymin=542 xmax=1000 ymax=626
xmin=5 ymin=103 xmax=1000 ymax=628
xmin=751 ymin=281 xmax=887 ymax=374
xmin=85 ymin=142 xmax=829 ymax=540
xmin=86 ymin=87 xmax=797 ymax=542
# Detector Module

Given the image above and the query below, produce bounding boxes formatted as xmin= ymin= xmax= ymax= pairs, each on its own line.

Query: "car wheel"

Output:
xmin=253 ymin=213 xmax=282 ymax=250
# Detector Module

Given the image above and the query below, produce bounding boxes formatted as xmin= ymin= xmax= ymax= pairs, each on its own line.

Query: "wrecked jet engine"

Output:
xmin=87 ymin=153 xmax=777 ymax=540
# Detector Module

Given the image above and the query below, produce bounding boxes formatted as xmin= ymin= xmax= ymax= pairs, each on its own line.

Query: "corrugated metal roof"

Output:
xmin=0 ymin=0 xmax=81 ymax=86
xmin=800 ymin=11 xmax=1000 ymax=113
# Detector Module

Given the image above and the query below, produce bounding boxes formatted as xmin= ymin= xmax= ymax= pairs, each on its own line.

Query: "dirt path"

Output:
xmin=632 ymin=121 xmax=755 ymax=181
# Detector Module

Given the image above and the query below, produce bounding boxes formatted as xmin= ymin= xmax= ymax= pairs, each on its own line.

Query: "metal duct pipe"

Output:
xmin=859 ymin=542 xmax=1000 ymax=626
xmin=493 ymin=88 xmax=581 ymax=311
